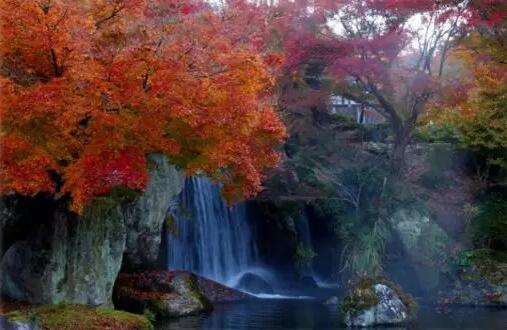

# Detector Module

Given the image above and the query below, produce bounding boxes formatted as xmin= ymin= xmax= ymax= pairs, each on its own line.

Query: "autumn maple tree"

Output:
xmin=277 ymin=0 xmax=475 ymax=168
xmin=0 ymin=0 xmax=286 ymax=212
xmin=429 ymin=0 xmax=507 ymax=181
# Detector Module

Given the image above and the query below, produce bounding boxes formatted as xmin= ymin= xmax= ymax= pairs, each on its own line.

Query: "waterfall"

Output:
xmin=294 ymin=209 xmax=314 ymax=276
xmin=295 ymin=209 xmax=340 ymax=289
xmin=166 ymin=177 xmax=258 ymax=284
xmin=295 ymin=210 xmax=313 ymax=248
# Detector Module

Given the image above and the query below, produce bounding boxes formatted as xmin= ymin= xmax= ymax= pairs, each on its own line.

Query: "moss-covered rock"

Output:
xmin=388 ymin=207 xmax=453 ymax=290
xmin=2 ymin=303 xmax=152 ymax=330
xmin=113 ymin=271 xmax=212 ymax=319
xmin=0 ymin=198 xmax=126 ymax=306
xmin=341 ymin=277 xmax=416 ymax=327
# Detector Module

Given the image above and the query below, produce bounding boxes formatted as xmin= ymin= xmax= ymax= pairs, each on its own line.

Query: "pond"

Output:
xmin=156 ymin=298 xmax=507 ymax=329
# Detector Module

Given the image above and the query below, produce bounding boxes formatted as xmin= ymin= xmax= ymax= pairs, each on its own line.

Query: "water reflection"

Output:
xmin=156 ymin=299 xmax=507 ymax=330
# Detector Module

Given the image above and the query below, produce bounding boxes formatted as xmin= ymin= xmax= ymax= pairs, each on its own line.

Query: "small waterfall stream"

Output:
xmin=294 ymin=209 xmax=339 ymax=289
xmin=167 ymin=177 xmax=258 ymax=284
xmin=294 ymin=209 xmax=314 ymax=277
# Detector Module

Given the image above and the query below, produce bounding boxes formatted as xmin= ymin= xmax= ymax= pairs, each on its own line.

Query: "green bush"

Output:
xmin=413 ymin=123 xmax=460 ymax=144
xmin=458 ymin=249 xmax=507 ymax=285
xmin=419 ymin=144 xmax=455 ymax=189
xmin=294 ymin=244 xmax=317 ymax=275
xmin=473 ymin=187 xmax=507 ymax=250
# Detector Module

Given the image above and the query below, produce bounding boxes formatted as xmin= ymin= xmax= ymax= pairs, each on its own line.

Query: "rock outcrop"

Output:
xmin=388 ymin=207 xmax=451 ymax=290
xmin=0 ymin=199 xmax=126 ymax=306
xmin=342 ymin=278 xmax=416 ymax=328
xmin=114 ymin=271 xmax=252 ymax=319
xmin=236 ymin=272 xmax=274 ymax=294
xmin=114 ymin=271 xmax=211 ymax=318
xmin=122 ymin=154 xmax=184 ymax=271
xmin=196 ymin=277 xmax=251 ymax=303
xmin=0 ymin=154 xmax=184 ymax=306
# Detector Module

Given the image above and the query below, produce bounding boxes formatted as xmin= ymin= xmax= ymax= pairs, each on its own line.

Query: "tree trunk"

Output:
xmin=391 ymin=128 xmax=410 ymax=171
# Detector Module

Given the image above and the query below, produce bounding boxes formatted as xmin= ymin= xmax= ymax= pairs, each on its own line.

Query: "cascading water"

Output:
xmin=294 ymin=209 xmax=314 ymax=277
xmin=166 ymin=177 xmax=258 ymax=284
xmin=295 ymin=209 xmax=339 ymax=289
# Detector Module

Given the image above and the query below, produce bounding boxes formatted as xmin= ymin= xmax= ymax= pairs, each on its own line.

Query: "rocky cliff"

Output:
xmin=0 ymin=154 xmax=184 ymax=306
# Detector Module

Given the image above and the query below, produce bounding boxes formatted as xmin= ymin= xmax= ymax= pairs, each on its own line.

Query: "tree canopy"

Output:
xmin=276 ymin=0 xmax=506 ymax=168
xmin=1 ymin=0 xmax=506 ymax=212
xmin=0 ymin=0 xmax=286 ymax=212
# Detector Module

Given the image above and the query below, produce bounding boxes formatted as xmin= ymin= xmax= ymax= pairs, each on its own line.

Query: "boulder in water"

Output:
xmin=323 ymin=296 xmax=339 ymax=306
xmin=114 ymin=271 xmax=213 ymax=318
xmin=342 ymin=277 xmax=416 ymax=327
xmin=236 ymin=272 xmax=274 ymax=294
xmin=196 ymin=276 xmax=252 ymax=303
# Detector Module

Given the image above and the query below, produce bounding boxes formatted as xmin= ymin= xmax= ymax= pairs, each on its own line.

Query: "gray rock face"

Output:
xmin=388 ymin=209 xmax=431 ymax=250
xmin=345 ymin=284 xmax=411 ymax=327
xmin=122 ymin=154 xmax=184 ymax=271
xmin=388 ymin=208 xmax=451 ymax=290
xmin=0 ymin=199 xmax=126 ymax=306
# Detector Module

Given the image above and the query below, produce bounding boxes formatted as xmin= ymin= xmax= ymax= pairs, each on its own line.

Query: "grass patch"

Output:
xmin=4 ymin=303 xmax=152 ymax=330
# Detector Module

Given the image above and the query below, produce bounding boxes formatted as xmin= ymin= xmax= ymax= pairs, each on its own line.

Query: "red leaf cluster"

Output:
xmin=0 ymin=0 xmax=286 ymax=212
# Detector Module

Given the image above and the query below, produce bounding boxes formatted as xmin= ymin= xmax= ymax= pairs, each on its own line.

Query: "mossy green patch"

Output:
xmin=340 ymin=276 xmax=417 ymax=318
xmin=341 ymin=280 xmax=379 ymax=317
xmin=5 ymin=303 xmax=152 ymax=330
xmin=459 ymin=249 xmax=507 ymax=285
xmin=4 ymin=310 xmax=34 ymax=323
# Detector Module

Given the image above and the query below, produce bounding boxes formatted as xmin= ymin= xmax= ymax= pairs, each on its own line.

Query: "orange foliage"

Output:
xmin=0 ymin=0 xmax=286 ymax=212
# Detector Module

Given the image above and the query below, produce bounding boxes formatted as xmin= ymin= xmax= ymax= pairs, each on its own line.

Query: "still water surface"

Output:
xmin=157 ymin=298 xmax=507 ymax=329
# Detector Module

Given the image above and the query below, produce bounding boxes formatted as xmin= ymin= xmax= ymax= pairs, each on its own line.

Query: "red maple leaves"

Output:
xmin=0 ymin=0 xmax=286 ymax=212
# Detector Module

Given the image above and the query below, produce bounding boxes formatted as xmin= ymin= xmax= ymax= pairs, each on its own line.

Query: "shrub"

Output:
xmin=294 ymin=244 xmax=317 ymax=275
xmin=413 ymin=123 xmax=460 ymax=144
xmin=419 ymin=144 xmax=456 ymax=189
xmin=458 ymin=249 xmax=507 ymax=285
xmin=472 ymin=187 xmax=507 ymax=250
